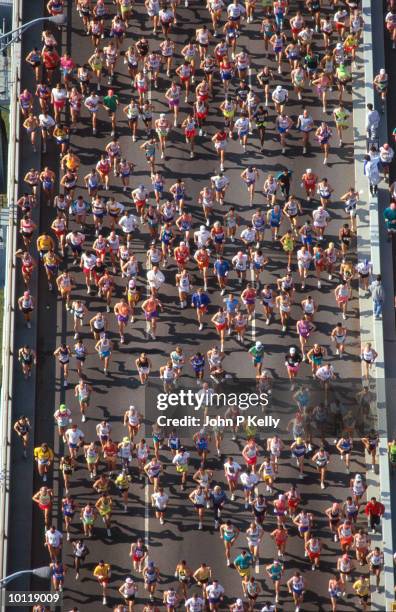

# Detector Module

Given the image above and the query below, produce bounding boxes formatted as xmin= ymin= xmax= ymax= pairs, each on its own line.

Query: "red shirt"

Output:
xmin=364 ymin=501 xmax=384 ymax=517
xmin=42 ymin=50 xmax=60 ymax=69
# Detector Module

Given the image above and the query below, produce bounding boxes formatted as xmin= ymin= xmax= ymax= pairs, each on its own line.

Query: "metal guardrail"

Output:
xmin=0 ymin=0 xmax=21 ymax=608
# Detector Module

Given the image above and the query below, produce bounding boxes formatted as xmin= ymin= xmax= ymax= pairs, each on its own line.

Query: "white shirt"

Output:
xmin=380 ymin=146 xmax=394 ymax=163
xmin=227 ymin=3 xmax=245 ymax=17
xmin=46 ymin=529 xmax=63 ymax=547
xmin=211 ymin=174 xmax=229 ymax=190
xmin=194 ymin=229 xmax=211 ymax=248
xmin=356 ymin=261 xmax=372 ymax=275
xmin=316 ymin=366 xmax=334 ymax=381
xmin=173 ymin=451 xmax=190 ymax=466
xmin=119 ymin=214 xmax=139 ymax=233
xmin=240 ymin=228 xmax=255 ymax=242
xmin=52 ymin=87 xmax=67 ymax=102
xmin=66 ymin=231 xmax=85 ymax=246
xmin=147 ymin=269 xmax=165 ymax=289
xmin=312 ymin=208 xmax=330 ymax=226
xmin=39 ymin=114 xmax=56 ymax=129
xmin=81 ymin=253 xmax=97 ymax=270
xmin=65 ymin=427 xmax=84 ymax=445
xmin=206 ymin=584 xmax=225 ymax=600
xmin=85 ymin=95 xmax=100 ymax=111
xmin=272 ymin=88 xmax=288 ymax=103
xmin=240 ymin=472 xmax=259 ymax=488
xmin=224 ymin=460 xmax=241 ymax=477
xmin=186 ymin=597 xmax=205 ymax=612
xmin=152 ymin=492 xmax=169 ymax=509
xmin=232 ymin=253 xmax=248 ymax=270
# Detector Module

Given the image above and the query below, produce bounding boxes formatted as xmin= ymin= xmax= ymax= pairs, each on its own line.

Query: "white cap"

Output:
xmin=290 ymin=347 xmax=296 ymax=354
xmin=355 ymin=473 xmax=362 ymax=481
xmin=180 ymin=241 xmax=185 ymax=246
xmin=380 ymin=68 xmax=386 ymax=75
xmin=126 ymin=577 xmax=134 ymax=584
xmin=160 ymin=113 xmax=166 ymax=119
xmin=255 ymin=341 xmax=262 ymax=348
xmin=275 ymin=85 xmax=282 ymax=91
xmin=306 ymin=168 xmax=312 ymax=173
xmin=200 ymin=225 xmax=206 ymax=231
xmin=336 ymin=42 xmax=342 ymax=49
xmin=236 ymin=600 xmax=243 ymax=606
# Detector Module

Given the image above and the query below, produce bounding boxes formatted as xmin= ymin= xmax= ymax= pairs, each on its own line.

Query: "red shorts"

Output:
xmin=53 ymin=229 xmax=65 ymax=239
xmin=185 ymin=129 xmax=196 ymax=139
xmin=135 ymin=200 xmax=146 ymax=210
xmin=53 ymin=101 xmax=66 ymax=111
xmin=83 ymin=267 xmax=94 ymax=277
xmin=196 ymin=111 xmax=207 ymax=120
xmin=180 ymin=75 xmax=191 ymax=82
xmin=198 ymin=305 xmax=208 ymax=313
xmin=344 ymin=45 xmax=357 ymax=54
xmin=39 ymin=503 xmax=51 ymax=511
xmin=308 ymin=551 xmax=320 ymax=561
xmin=215 ymin=323 xmax=227 ymax=332
xmin=246 ymin=456 xmax=257 ymax=466
xmin=137 ymin=86 xmax=148 ymax=94
xmin=198 ymin=94 xmax=209 ymax=102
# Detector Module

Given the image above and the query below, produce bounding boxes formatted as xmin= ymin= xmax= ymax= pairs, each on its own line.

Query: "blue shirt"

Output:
xmin=211 ymin=490 xmax=227 ymax=505
xmin=191 ymin=292 xmax=210 ymax=308
xmin=214 ymin=260 xmax=230 ymax=277
xmin=224 ymin=297 xmax=239 ymax=313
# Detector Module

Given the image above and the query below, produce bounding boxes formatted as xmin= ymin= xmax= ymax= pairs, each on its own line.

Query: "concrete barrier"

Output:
xmin=353 ymin=1 xmax=395 ymax=608
xmin=0 ymin=0 xmax=21 ymax=608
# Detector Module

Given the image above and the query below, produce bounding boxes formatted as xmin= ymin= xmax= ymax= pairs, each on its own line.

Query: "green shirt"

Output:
xmin=103 ymin=94 xmax=119 ymax=113
xmin=384 ymin=207 xmax=396 ymax=228
xmin=234 ymin=553 xmax=253 ymax=570
xmin=249 ymin=346 xmax=264 ymax=359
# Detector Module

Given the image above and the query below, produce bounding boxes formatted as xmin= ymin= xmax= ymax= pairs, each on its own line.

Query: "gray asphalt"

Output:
xmin=9 ymin=0 xmax=377 ymax=611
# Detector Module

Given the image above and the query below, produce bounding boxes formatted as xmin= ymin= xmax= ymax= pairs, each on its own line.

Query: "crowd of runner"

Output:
xmin=10 ymin=0 xmax=395 ymax=610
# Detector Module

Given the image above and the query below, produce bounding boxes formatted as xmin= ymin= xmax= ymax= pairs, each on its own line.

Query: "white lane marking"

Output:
xmin=145 ymin=479 xmax=150 ymax=550
xmin=250 ymin=266 xmax=256 ymax=342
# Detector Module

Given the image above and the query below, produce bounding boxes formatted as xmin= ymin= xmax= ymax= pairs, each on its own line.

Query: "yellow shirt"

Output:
xmin=34 ymin=447 xmax=54 ymax=462
xmin=94 ymin=564 xmax=111 ymax=579
xmin=37 ymin=236 xmax=54 ymax=251
xmin=193 ymin=567 xmax=211 ymax=582
xmin=353 ymin=579 xmax=369 ymax=597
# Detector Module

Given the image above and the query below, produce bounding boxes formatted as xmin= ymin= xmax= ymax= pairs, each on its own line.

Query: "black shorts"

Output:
xmin=125 ymin=595 xmax=135 ymax=602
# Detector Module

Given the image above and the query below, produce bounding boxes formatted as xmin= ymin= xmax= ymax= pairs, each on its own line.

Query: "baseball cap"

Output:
xmin=290 ymin=347 xmax=296 ymax=354
xmin=160 ymin=113 xmax=166 ymax=119
xmin=126 ymin=577 xmax=133 ymax=584
xmin=255 ymin=341 xmax=262 ymax=348
xmin=122 ymin=436 xmax=130 ymax=444
xmin=59 ymin=404 xmax=67 ymax=413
